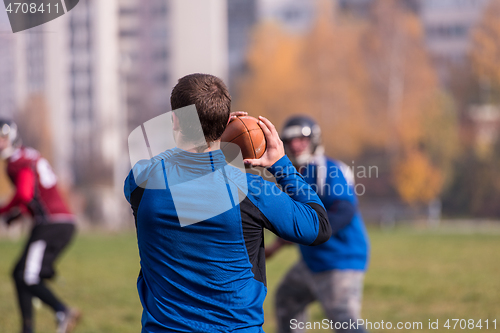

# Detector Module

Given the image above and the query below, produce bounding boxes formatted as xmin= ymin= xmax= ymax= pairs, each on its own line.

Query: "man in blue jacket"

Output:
xmin=124 ymin=74 xmax=331 ymax=332
xmin=266 ymin=115 xmax=370 ymax=333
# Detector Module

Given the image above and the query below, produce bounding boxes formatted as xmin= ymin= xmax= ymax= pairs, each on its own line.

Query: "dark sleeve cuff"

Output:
xmin=307 ymin=202 xmax=332 ymax=246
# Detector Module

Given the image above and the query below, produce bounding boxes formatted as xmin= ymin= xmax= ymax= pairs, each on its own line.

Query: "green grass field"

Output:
xmin=1 ymin=225 xmax=499 ymax=332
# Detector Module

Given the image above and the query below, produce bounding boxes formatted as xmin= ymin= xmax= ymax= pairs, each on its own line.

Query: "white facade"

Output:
xmin=0 ymin=34 xmax=16 ymax=118
xmin=419 ymin=0 xmax=490 ymax=63
xmin=118 ymin=0 xmax=229 ymax=126
xmin=118 ymin=0 xmax=172 ymax=131
xmin=1 ymin=1 xmax=126 ymax=227
xmin=169 ymin=0 xmax=229 ymax=91
xmin=0 ymin=0 xmax=230 ymax=228
xmin=65 ymin=0 xmax=126 ymax=227
xmin=228 ymin=0 xmax=257 ymax=94
xmin=0 ymin=10 xmax=15 ymax=118
xmin=469 ymin=104 xmax=500 ymax=151
xmin=258 ymin=0 xmax=317 ymax=33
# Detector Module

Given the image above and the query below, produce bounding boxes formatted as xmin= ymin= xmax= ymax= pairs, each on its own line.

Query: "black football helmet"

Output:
xmin=281 ymin=115 xmax=322 ymax=167
xmin=281 ymin=115 xmax=321 ymax=150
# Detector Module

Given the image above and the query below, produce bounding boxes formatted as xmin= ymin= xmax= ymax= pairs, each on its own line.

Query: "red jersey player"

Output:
xmin=0 ymin=120 xmax=80 ymax=333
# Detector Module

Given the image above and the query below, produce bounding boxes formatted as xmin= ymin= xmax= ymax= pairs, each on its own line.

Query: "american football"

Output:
xmin=220 ymin=116 xmax=267 ymax=160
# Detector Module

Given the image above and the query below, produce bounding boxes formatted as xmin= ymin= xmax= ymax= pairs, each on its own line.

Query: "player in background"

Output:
xmin=0 ymin=120 xmax=80 ymax=333
xmin=266 ymin=115 xmax=370 ymax=333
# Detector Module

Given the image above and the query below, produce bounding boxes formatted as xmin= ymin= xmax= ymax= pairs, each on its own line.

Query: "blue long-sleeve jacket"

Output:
xmin=124 ymin=148 xmax=331 ymax=332
xmin=299 ymin=157 xmax=370 ymax=272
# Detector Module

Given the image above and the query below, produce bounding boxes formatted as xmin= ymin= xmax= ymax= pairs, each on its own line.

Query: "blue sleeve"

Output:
xmin=328 ymin=200 xmax=356 ymax=234
xmin=268 ymin=156 xmax=325 ymax=207
xmin=247 ymin=156 xmax=331 ymax=246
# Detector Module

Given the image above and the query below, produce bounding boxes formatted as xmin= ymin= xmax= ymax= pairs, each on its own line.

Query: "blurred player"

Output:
xmin=266 ymin=115 xmax=370 ymax=333
xmin=124 ymin=74 xmax=331 ymax=332
xmin=0 ymin=119 xmax=80 ymax=333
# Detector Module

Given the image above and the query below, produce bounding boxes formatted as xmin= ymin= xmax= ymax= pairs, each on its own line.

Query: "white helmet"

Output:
xmin=0 ymin=119 xmax=21 ymax=158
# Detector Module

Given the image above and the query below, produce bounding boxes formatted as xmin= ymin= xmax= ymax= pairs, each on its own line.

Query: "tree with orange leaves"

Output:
xmin=362 ymin=0 xmax=459 ymax=204
xmin=299 ymin=0 xmax=370 ymax=158
xmin=471 ymin=0 xmax=500 ymax=97
xmin=237 ymin=0 xmax=369 ymax=159
xmin=236 ymin=0 xmax=459 ymax=205
xmin=236 ymin=22 xmax=304 ymax=127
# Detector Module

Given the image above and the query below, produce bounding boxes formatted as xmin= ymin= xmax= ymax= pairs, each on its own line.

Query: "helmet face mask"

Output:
xmin=0 ymin=120 xmax=20 ymax=157
xmin=0 ymin=123 xmax=17 ymax=142
xmin=281 ymin=115 xmax=322 ymax=167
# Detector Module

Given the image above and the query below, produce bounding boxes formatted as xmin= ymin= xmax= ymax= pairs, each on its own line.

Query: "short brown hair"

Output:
xmin=171 ymin=73 xmax=231 ymax=143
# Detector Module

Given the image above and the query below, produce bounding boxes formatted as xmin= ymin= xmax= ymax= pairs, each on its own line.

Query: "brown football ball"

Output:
xmin=220 ymin=116 xmax=267 ymax=160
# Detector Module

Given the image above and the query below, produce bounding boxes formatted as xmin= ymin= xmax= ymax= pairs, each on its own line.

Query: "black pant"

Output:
xmin=12 ymin=223 xmax=76 ymax=333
